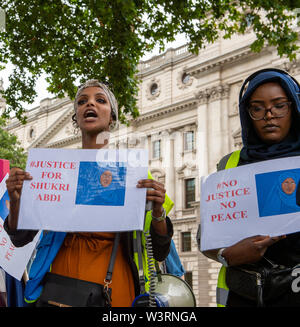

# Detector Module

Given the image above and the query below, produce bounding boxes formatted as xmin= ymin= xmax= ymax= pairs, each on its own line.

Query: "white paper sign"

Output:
xmin=200 ymin=156 xmax=300 ymax=251
xmin=0 ymin=176 xmax=40 ymax=281
xmin=18 ymin=148 xmax=148 ymax=232
xmin=0 ymin=217 xmax=40 ymax=281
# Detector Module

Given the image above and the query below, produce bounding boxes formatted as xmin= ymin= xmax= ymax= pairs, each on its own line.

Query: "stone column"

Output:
xmin=193 ymin=89 xmax=213 ymax=306
xmin=163 ymin=128 xmax=175 ymax=206
xmin=195 ymin=89 xmax=210 ymax=178
xmin=220 ymin=84 xmax=231 ymax=156
xmin=206 ymin=84 xmax=231 ymax=173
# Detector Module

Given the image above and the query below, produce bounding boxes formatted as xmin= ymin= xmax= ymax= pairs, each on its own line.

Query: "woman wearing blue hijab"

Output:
xmin=202 ymin=68 xmax=300 ymax=307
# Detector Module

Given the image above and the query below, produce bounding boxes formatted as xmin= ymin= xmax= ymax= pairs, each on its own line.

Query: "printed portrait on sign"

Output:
xmin=255 ymin=169 xmax=300 ymax=217
xmin=100 ymin=170 xmax=113 ymax=188
xmin=75 ymin=162 xmax=127 ymax=206
xmin=0 ymin=191 xmax=10 ymax=220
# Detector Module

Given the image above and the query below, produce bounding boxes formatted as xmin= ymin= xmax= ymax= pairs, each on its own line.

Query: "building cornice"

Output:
xmin=137 ymin=45 xmax=196 ymax=78
xmin=29 ymin=108 xmax=74 ymax=148
xmin=131 ymin=98 xmax=198 ymax=126
xmin=44 ymin=134 xmax=82 ymax=148
xmin=7 ymin=98 xmax=72 ymax=130
xmin=186 ymin=45 xmax=270 ymax=77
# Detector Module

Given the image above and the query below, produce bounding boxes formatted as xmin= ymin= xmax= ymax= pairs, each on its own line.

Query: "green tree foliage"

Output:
xmin=0 ymin=0 xmax=299 ymax=124
xmin=0 ymin=117 xmax=27 ymax=169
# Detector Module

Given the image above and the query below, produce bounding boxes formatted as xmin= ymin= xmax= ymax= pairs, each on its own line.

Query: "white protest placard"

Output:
xmin=18 ymin=148 xmax=148 ymax=232
xmin=0 ymin=216 xmax=41 ymax=281
xmin=0 ymin=174 xmax=40 ymax=281
xmin=200 ymin=156 xmax=300 ymax=251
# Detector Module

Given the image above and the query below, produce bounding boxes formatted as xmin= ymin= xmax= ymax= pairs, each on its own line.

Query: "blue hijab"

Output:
xmin=261 ymin=171 xmax=300 ymax=217
xmin=239 ymin=70 xmax=300 ymax=164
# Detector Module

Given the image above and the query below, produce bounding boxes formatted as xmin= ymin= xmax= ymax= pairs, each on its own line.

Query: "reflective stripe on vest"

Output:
xmin=216 ymin=150 xmax=241 ymax=307
xmin=216 ymin=266 xmax=229 ymax=307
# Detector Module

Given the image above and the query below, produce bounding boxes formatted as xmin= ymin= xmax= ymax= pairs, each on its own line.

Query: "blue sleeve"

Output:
xmin=164 ymin=239 xmax=185 ymax=277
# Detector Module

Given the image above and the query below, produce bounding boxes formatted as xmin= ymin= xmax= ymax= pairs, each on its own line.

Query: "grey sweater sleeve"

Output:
xmin=3 ymin=217 xmax=38 ymax=247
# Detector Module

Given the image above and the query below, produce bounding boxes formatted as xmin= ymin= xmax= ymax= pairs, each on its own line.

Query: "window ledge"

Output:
xmin=150 ymin=157 xmax=162 ymax=162
xmin=182 ymin=149 xmax=196 ymax=154
xmin=189 ymin=201 xmax=200 ymax=208
xmin=182 ymin=208 xmax=195 ymax=215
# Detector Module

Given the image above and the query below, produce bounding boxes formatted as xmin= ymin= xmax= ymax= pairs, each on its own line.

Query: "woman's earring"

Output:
xmin=72 ymin=113 xmax=80 ymax=135
xmin=74 ymin=126 xmax=80 ymax=135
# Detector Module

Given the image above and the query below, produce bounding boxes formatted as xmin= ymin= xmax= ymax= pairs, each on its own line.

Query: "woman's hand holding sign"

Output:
xmin=6 ymin=168 xmax=32 ymax=201
xmin=222 ymin=235 xmax=286 ymax=266
xmin=137 ymin=179 xmax=167 ymax=235
xmin=5 ymin=168 xmax=32 ymax=230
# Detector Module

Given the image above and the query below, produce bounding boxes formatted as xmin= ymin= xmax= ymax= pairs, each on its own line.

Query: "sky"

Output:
xmin=0 ymin=34 xmax=187 ymax=111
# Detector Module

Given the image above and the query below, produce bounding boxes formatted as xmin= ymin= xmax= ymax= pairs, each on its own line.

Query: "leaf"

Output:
xmin=0 ymin=0 xmax=298 ymax=125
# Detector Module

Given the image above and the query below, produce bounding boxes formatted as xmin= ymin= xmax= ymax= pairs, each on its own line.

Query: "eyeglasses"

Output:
xmin=248 ymin=102 xmax=291 ymax=121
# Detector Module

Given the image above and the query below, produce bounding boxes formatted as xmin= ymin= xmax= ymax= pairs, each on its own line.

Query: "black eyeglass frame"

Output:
xmin=247 ymin=101 xmax=292 ymax=121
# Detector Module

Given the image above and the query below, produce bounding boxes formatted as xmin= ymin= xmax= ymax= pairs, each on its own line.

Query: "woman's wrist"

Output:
xmin=7 ymin=199 xmax=20 ymax=231
xmin=217 ymin=247 xmax=231 ymax=266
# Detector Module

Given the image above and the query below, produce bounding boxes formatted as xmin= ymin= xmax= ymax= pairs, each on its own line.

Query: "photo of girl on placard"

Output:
xmin=256 ymin=169 xmax=300 ymax=217
xmin=75 ymin=162 xmax=127 ymax=206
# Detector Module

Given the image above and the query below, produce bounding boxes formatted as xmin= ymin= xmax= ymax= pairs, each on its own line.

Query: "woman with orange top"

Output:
xmin=4 ymin=80 xmax=173 ymax=307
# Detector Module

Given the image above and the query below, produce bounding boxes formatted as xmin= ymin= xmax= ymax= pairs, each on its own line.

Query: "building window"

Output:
xmin=27 ymin=126 xmax=36 ymax=141
xmin=150 ymin=83 xmax=158 ymax=96
xmin=182 ymin=73 xmax=190 ymax=84
xmin=152 ymin=140 xmax=161 ymax=159
xmin=181 ymin=231 xmax=191 ymax=252
xmin=147 ymin=79 xmax=161 ymax=100
xmin=184 ymin=131 xmax=194 ymax=151
xmin=185 ymin=178 xmax=195 ymax=208
xmin=184 ymin=271 xmax=193 ymax=289
xmin=177 ymin=70 xmax=193 ymax=89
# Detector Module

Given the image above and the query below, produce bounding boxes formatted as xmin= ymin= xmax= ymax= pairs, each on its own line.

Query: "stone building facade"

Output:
xmin=2 ymin=31 xmax=300 ymax=306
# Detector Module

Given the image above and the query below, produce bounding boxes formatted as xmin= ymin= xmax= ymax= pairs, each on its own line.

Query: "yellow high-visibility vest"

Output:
xmin=216 ymin=150 xmax=241 ymax=307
